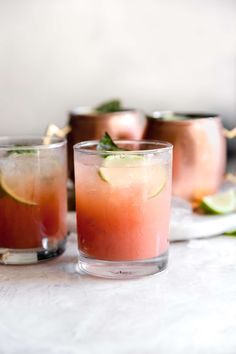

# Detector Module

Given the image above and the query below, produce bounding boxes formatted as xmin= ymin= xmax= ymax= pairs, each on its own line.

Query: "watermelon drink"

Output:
xmin=74 ymin=138 xmax=172 ymax=279
xmin=0 ymin=137 xmax=67 ymax=265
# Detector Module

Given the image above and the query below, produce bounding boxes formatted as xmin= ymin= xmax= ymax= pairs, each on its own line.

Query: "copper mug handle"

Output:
xmin=223 ymin=127 xmax=236 ymax=184
xmin=223 ymin=127 xmax=236 ymax=140
xmin=44 ymin=124 xmax=71 ymax=144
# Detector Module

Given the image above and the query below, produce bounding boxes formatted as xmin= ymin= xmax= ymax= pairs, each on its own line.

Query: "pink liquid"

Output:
xmin=75 ymin=159 xmax=171 ymax=261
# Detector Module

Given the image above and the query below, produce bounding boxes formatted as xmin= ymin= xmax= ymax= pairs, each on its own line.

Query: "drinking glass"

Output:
xmin=0 ymin=136 xmax=67 ymax=264
xmin=74 ymin=140 xmax=172 ymax=279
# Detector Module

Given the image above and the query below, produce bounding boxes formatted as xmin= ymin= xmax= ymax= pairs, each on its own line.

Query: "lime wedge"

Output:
xmin=0 ymin=154 xmax=38 ymax=206
xmin=200 ymin=189 xmax=236 ymax=214
xmin=0 ymin=174 xmax=38 ymax=206
xmin=224 ymin=229 xmax=236 ymax=236
xmin=98 ymin=155 xmax=167 ymax=198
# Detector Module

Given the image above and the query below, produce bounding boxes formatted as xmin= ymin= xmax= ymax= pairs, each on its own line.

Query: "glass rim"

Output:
xmin=74 ymin=139 xmax=173 ymax=155
xmin=0 ymin=136 xmax=66 ymax=151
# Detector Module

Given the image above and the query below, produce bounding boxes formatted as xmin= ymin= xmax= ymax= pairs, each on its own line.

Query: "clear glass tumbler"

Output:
xmin=0 ymin=136 xmax=68 ymax=265
xmin=74 ymin=140 xmax=172 ymax=279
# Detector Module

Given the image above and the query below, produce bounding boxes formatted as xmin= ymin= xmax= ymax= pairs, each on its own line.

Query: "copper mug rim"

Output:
xmin=147 ymin=111 xmax=220 ymax=125
xmin=69 ymin=106 xmax=140 ymax=118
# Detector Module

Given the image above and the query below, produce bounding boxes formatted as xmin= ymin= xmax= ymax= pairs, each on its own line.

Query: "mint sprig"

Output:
xmin=97 ymin=132 xmax=124 ymax=152
xmin=8 ymin=149 xmax=36 ymax=155
xmin=95 ymin=99 xmax=122 ymax=113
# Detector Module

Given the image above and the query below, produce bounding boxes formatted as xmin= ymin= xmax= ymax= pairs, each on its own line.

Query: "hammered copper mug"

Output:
xmin=145 ymin=112 xmax=235 ymax=204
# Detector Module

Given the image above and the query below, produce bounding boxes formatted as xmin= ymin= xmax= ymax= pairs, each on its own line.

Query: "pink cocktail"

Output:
xmin=74 ymin=140 xmax=172 ymax=279
xmin=0 ymin=137 xmax=67 ymax=265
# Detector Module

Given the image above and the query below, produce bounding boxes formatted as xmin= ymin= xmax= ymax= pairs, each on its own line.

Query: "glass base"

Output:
xmin=0 ymin=238 xmax=67 ymax=265
xmin=77 ymin=251 xmax=168 ymax=279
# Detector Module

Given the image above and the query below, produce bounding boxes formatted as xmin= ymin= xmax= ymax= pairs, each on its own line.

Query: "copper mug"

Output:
xmin=145 ymin=112 xmax=236 ymax=203
xmin=65 ymin=107 xmax=146 ymax=180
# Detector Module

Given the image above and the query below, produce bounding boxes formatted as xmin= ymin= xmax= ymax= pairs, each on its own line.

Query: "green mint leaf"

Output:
xmin=7 ymin=145 xmax=37 ymax=155
xmin=97 ymin=132 xmax=124 ymax=152
xmin=8 ymin=149 xmax=36 ymax=155
xmin=95 ymin=99 xmax=122 ymax=113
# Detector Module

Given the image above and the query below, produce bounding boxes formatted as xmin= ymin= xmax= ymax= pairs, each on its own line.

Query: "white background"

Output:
xmin=0 ymin=0 xmax=236 ymax=137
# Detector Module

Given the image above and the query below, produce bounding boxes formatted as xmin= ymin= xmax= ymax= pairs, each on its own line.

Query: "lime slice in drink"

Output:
xmin=200 ymin=189 xmax=236 ymax=214
xmin=0 ymin=154 xmax=38 ymax=206
xmin=0 ymin=175 xmax=37 ymax=205
xmin=98 ymin=155 xmax=167 ymax=198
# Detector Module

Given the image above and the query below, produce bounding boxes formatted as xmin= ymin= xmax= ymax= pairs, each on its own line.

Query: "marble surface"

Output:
xmin=1 ymin=232 xmax=236 ymax=354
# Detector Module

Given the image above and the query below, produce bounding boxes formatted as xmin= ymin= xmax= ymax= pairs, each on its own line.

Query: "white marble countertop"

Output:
xmin=1 ymin=232 xmax=236 ymax=354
